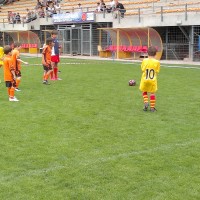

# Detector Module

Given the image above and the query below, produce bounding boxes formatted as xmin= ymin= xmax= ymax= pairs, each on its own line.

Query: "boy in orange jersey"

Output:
xmin=42 ymin=37 xmax=54 ymax=85
xmin=3 ymin=45 xmax=19 ymax=102
xmin=12 ymin=42 xmax=28 ymax=91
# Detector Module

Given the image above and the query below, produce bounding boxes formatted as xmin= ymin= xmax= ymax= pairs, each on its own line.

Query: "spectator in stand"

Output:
xmin=52 ymin=0 xmax=57 ymax=4
xmin=36 ymin=0 xmax=44 ymax=9
xmin=25 ymin=8 xmax=32 ymax=23
xmin=15 ymin=12 xmax=21 ymax=23
xmin=46 ymin=1 xmax=56 ymax=17
xmin=54 ymin=2 xmax=61 ymax=13
xmin=8 ymin=11 xmax=14 ymax=24
xmin=7 ymin=11 xmax=11 ymax=23
xmin=77 ymin=3 xmax=82 ymax=12
xmin=95 ymin=2 xmax=102 ymax=13
xmin=107 ymin=0 xmax=115 ymax=13
xmin=12 ymin=13 xmax=16 ymax=23
xmin=100 ymin=0 xmax=106 ymax=11
xmin=7 ymin=0 xmax=14 ymax=4
xmin=43 ymin=0 xmax=47 ymax=6
xmin=37 ymin=6 xmax=45 ymax=18
xmin=31 ymin=10 xmax=37 ymax=21
xmin=95 ymin=0 xmax=106 ymax=13
xmin=114 ymin=0 xmax=126 ymax=18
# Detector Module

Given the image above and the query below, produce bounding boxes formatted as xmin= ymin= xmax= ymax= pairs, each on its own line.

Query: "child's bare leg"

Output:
xmin=50 ymin=62 xmax=55 ymax=79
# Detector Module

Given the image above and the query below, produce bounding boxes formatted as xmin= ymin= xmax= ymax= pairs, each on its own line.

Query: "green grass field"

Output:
xmin=0 ymin=56 xmax=199 ymax=200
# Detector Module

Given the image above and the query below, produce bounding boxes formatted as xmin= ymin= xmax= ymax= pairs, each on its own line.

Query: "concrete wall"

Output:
xmin=96 ymin=12 xmax=200 ymax=28
xmin=0 ymin=12 xmax=200 ymax=31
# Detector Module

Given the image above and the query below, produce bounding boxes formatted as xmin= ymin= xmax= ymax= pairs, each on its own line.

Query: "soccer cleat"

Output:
xmin=150 ymin=108 xmax=157 ymax=112
xmin=51 ymin=78 xmax=56 ymax=80
xmin=43 ymin=80 xmax=50 ymax=85
xmin=55 ymin=77 xmax=62 ymax=80
xmin=143 ymin=103 xmax=149 ymax=111
xmin=9 ymin=97 xmax=19 ymax=102
xmin=15 ymin=88 xmax=21 ymax=92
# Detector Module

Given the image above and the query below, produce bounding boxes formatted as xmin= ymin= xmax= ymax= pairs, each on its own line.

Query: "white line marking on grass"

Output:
xmin=122 ymin=63 xmax=200 ymax=69
xmin=95 ymin=138 xmax=200 ymax=163
xmin=22 ymin=62 xmax=88 ymax=67
xmin=161 ymin=65 xmax=200 ymax=69
xmin=0 ymin=138 xmax=199 ymax=184
xmin=23 ymin=62 xmax=110 ymax=67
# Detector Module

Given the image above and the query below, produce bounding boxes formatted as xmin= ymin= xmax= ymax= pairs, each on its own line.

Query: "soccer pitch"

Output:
xmin=0 ymin=56 xmax=199 ymax=200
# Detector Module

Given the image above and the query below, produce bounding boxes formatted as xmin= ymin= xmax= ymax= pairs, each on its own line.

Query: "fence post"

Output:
xmin=185 ymin=4 xmax=187 ymax=21
xmin=103 ymin=8 xmax=105 ymax=18
xmin=161 ymin=6 xmax=163 ymax=22
xmin=138 ymin=8 xmax=141 ymax=23
xmin=118 ymin=10 xmax=120 ymax=24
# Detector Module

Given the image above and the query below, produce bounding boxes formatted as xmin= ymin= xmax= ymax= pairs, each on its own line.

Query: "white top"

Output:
xmin=51 ymin=46 xmax=55 ymax=56
xmin=110 ymin=0 xmax=115 ymax=7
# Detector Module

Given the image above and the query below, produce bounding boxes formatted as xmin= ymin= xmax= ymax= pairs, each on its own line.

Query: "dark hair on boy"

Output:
xmin=13 ymin=42 xmax=21 ymax=48
xmin=51 ymin=29 xmax=58 ymax=35
xmin=46 ymin=37 xmax=53 ymax=45
xmin=147 ymin=46 xmax=157 ymax=56
xmin=4 ymin=45 xmax=12 ymax=55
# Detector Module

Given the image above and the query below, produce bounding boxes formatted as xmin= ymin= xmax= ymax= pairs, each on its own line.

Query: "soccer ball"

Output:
xmin=129 ymin=79 xmax=136 ymax=86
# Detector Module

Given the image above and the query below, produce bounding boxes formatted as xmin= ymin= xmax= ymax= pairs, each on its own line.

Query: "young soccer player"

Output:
xmin=42 ymin=37 xmax=54 ymax=85
xmin=50 ymin=29 xmax=62 ymax=80
xmin=0 ymin=46 xmax=4 ymax=83
xmin=12 ymin=42 xmax=28 ymax=91
xmin=139 ymin=46 xmax=160 ymax=112
xmin=3 ymin=45 xmax=19 ymax=102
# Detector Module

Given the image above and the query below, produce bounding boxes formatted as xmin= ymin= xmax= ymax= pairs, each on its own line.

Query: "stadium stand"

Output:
xmin=0 ymin=0 xmax=200 ymax=61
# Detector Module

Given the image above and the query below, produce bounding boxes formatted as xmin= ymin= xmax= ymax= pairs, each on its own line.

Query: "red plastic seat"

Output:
xmin=126 ymin=46 xmax=132 ymax=52
xmin=136 ymin=46 xmax=143 ymax=52
xmin=119 ymin=45 xmax=127 ymax=51
xmin=131 ymin=46 xmax=138 ymax=52
xmin=141 ymin=46 xmax=148 ymax=53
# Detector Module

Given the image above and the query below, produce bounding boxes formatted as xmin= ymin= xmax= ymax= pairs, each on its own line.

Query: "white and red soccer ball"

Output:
xmin=129 ymin=79 xmax=136 ymax=86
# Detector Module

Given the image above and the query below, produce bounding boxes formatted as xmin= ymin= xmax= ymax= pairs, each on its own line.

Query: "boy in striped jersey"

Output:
xmin=139 ymin=46 xmax=160 ymax=112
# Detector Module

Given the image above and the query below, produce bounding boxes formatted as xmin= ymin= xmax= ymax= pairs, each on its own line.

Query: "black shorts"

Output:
xmin=15 ymin=70 xmax=21 ymax=77
xmin=5 ymin=81 xmax=16 ymax=88
xmin=43 ymin=64 xmax=52 ymax=71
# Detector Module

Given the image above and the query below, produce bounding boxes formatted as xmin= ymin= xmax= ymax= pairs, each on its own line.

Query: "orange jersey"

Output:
xmin=42 ymin=45 xmax=52 ymax=65
xmin=12 ymin=48 xmax=21 ymax=71
xmin=3 ymin=55 xmax=15 ymax=81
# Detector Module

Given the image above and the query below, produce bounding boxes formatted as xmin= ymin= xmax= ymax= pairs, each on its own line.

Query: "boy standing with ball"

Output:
xmin=139 ymin=46 xmax=160 ymax=112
